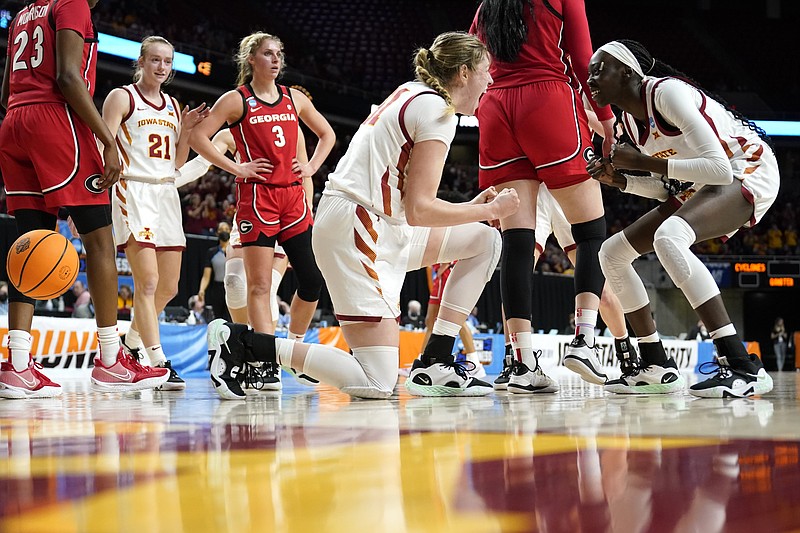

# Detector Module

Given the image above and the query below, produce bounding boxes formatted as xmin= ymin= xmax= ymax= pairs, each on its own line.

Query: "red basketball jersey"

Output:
xmin=6 ymin=0 xmax=97 ymax=110
xmin=229 ymin=84 xmax=301 ymax=187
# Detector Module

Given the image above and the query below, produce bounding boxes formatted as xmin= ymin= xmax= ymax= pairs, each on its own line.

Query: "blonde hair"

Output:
xmin=133 ymin=36 xmax=175 ymax=84
xmin=236 ymin=32 xmax=285 ymax=86
xmin=413 ymin=31 xmax=487 ymax=115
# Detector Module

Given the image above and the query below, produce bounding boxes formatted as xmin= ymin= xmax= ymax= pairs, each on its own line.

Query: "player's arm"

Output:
xmin=174 ymin=100 xmax=209 ymax=168
xmin=56 ymin=29 xmax=120 ymax=188
xmin=296 ymin=126 xmax=314 ymax=211
xmin=189 ymin=90 xmax=271 ymax=180
xmin=101 ymin=88 xmax=130 ymax=146
xmin=292 ymin=88 xmax=335 ymax=177
xmin=175 ymin=129 xmax=235 ymax=188
xmin=1 ymin=53 xmax=10 ymax=110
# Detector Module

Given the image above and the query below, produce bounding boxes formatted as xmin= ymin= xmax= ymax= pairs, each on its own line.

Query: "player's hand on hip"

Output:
xmin=99 ymin=144 xmax=122 ymax=189
xmin=235 ymin=158 xmax=273 ymax=183
xmin=292 ymin=158 xmax=315 ymax=179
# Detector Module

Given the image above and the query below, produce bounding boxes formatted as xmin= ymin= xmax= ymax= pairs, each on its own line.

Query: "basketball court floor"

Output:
xmin=1 ymin=371 xmax=798 ymax=532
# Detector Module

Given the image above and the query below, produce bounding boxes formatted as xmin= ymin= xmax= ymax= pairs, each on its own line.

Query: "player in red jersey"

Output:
xmin=470 ymin=0 xmax=614 ymax=391
xmin=191 ymin=32 xmax=335 ymax=390
xmin=0 ymin=0 xmax=168 ymax=397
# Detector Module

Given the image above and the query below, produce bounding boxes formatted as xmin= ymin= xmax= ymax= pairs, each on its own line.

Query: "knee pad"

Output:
xmin=599 ymin=231 xmax=649 ymax=313
xmin=653 ymin=216 xmax=719 ymax=308
xmin=500 ymin=228 xmax=535 ymax=320
xmin=342 ymin=346 xmax=399 ymax=399
xmin=571 ymin=216 xmax=606 ymax=298
xmin=282 ymin=229 xmax=323 ymax=302
xmin=224 ymin=257 xmax=248 ymax=309
xmin=9 ymin=210 xmax=59 ymax=305
xmin=67 ymin=204 xmax=112 ymax=235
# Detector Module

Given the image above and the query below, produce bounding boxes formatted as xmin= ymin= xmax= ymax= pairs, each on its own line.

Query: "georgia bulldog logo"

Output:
xmin=15 ymin=237 xmax=30 ymax=254
xmin=582 ymin=147 xmax=595 ymax=162
xmin=239 ymin=220 xmax=254 ymax=234
xmin=85 ymin=174 xmax=103 ymax=193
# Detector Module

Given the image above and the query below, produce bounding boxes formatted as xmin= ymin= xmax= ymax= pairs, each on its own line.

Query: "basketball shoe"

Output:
xmin=508 ymin=353 xmax=559 ymax=394
xmin=604 ymin=357 xmax=685 ymax=394
xmin=0 ymin=360 xmax=62 ymax=399
xmin=91 ymin=348 xmax=169 ymax=392
xmin=156 ymin=361 xmax=186 ymax=391
xmin=285 ymin=367 xmax=319 ymax=387
xmin=405 ymin=359 xmax=492 ymax=397
xmin=689 ymin=354 xmax=773 ymax=398
xmin=207 ymin=319 xmax=251 ymax=400
xmin=493 ymin=355 xmax=513 ymax=391
xmin=563 ymin=334 xmax=607 ymax=385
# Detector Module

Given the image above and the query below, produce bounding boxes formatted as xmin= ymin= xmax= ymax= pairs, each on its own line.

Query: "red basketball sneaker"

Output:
xmin=0 ymin=360 xmax=62 ymax=399
xmin=91 ymin=348 xmax=169 ymax=392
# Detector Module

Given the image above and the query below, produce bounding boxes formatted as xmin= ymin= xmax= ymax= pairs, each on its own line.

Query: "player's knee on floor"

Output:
xmin=571 ymin=216 xmax=606 ymax=298
xmin=67 ymin=205 xmax=112 ymax=235
xmin=224 ymin=257 xmax=248 ymax=309
xmin=340 ymin=346 xmax=399 ymax=399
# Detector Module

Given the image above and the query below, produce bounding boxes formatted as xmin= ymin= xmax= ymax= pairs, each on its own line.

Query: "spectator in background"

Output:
xmin=401 ymin=300 xmax=425 ymax=330
xmin=0 ymin=282 xmax=8 ymax=315
xmin=64 ymin=280 xmax=91 ymax=317
xmin=687 ymin=319 xmax=711 ymax=341
xmin=117 ymin=284 xmax=134 ymax=319
xmin=561 ymin=312 xmax=576 ymax=335
xmin=186 ymin=294 xmax=206 ymax=325
xmin=771 ymin=317 xmax=788 ymax=371
xmin=183 ymin=193 xmax=205 ymax=234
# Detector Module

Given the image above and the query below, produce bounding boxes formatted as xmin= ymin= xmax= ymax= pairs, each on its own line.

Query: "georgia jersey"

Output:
xmin=229 ymin=84 xmax=300 ymax=187
xmin=115 ymin=84 xmax=181 ymax=179
xmin=6 ymin=0 xmax=97 ymax=110
xmin=324 ymin=81 xmax=457 ymax=225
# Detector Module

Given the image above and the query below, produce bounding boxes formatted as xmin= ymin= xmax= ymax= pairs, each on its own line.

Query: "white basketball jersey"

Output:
xmin=116 ymin=84 xmax=181 ymax=180
xmin=324 ymin=81 xmax=457 ymax=225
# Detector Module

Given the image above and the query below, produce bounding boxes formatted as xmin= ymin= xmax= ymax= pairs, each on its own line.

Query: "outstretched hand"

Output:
xmin=181 ymin=103 xmax=210 ymax=131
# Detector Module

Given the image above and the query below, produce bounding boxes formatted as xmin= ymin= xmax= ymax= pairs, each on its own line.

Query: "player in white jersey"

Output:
xmin=586 ymin=40 xmax=777 ymax=398
xmin=206 ymin=32 xmax=520 ymax=400
xmin=103 ymin=36 xmax=209 ymax=390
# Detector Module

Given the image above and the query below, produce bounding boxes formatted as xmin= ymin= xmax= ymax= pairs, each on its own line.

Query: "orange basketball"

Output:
xmin=6 ymin=229 xmax=80 ymax=300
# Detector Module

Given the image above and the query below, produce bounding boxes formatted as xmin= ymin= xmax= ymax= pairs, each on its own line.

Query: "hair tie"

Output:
xmin=646 ymin=57 xmax=656 ymax=74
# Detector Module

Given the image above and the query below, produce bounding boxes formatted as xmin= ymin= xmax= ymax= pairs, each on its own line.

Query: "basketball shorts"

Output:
xmin=0 ymin=103 xmax=107 ymax=215
xmin=477 ymin=80 xmax=595 ymax=190
xmin=236 ymin=183 xmax=312 ymax=245
xmin=112 ymin=179 xmax=185 ymax=249
xmin=428 ymin=262 xmax=455 ymax=306
xmin=312 ymin=194 xmax=429 ymax=322
xmin=536 ymin=185 xmax=575 ymax=254
xmin=231 ymin=212 xmax=287 ymax=258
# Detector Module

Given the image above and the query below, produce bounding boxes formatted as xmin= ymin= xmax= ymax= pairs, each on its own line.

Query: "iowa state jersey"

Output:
xmin=620 ymin=77 xmax=772 ymax=184
xmin=324 ymin=81 xmax=456 ymax=225
xmin=229 ymin=84 xmax=300 ymax=187
xmin=115 ymin=84 xmax=181 ymax=179
xmin=6 ymin=0 xmax=97 ymax=109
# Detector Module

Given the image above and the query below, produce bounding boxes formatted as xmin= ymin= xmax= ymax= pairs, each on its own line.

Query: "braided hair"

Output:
xmin=617 ymin=39 xmax=771 ymax=146
xmin=476 ymin=0 xmax=535 ymax=63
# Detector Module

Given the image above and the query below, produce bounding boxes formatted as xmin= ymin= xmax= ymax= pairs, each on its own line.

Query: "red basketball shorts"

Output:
xmin=477 ymin=80 xmax=595 ymax=190
xmin=0 ymin=103 xmax=107 ymax=215
xmin=235 ymin=182 xmax=312 ymax=245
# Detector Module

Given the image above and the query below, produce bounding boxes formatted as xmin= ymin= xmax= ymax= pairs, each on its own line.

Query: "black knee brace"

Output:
xmin=500 ymin=228 xmax=535 ymax=321
xmin=8 ymin=209 xmax=59 ymax=305
xmin=67 ymin=204 xmax=112 ymax=235
xmin=571 ymin=216 xmax=606 ymax=298
xmin=281 ymin=229 xmax=323 ymax=302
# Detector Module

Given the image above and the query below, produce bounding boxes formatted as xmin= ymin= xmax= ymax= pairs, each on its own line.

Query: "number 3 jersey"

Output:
xmin=229 ymin=84 xmax=301 ymax=187
xmin=115 ymin=84 xmax=182 ymax=180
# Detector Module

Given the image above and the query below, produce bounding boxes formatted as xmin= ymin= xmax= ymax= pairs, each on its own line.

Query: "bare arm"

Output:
xmin=57 ymin=28 xmax=120 ymax=188
xmin=403 ymin=140 xmax=518 ymax=227
xmin=174 ymin=101 xmax=209 ymax=168
xmin=101 ymin=88 xmax=130 ymax=149
xmin=198 ymin=267 xmax=212 ymax=300
xmin=296 ymin=126 xmax=314 ymax=211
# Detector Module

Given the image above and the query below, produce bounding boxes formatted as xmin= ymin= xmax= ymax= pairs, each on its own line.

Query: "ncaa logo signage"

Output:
xmin=582 ymin=147 xmax=595 ymax=162
xmin=239 ymin=220 xmax=254 ymax=234
xmin=85 ymin=174 xmax=104 ymax=194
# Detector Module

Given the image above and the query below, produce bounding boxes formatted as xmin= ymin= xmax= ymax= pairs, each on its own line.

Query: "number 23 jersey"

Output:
xmin=229 ymin=84 xmax=300 ymax=187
